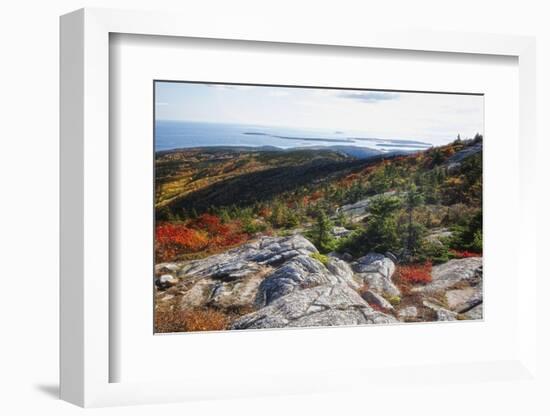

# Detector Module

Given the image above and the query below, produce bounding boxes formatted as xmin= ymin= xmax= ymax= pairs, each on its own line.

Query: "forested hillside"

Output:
xmin=154 ymin=135 xmax=483 ymax=332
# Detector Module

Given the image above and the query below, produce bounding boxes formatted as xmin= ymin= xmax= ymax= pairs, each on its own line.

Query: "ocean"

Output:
xmin=154 ymin=120 xmax=432 ymax=153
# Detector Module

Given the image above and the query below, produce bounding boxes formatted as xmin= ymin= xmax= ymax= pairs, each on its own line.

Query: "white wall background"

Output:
xmin=0 ymin=1 xmax=548 ymax=415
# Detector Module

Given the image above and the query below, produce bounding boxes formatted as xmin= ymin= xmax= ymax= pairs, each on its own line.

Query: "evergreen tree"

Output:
xmin=404 ymin=184 xmax=425 ymax=256
xmin=357 ymin=195 xmax=402 ymax=254
xmin=311 ymin=208 xmax=335 ymax=253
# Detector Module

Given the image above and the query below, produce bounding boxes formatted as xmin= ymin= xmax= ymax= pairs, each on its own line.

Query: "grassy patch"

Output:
xmin=310 ymin=252 xmax=329 ymax=266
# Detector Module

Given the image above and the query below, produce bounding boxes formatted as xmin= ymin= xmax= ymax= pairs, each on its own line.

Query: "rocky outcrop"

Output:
xmin=179 ymin=269 xmax=270 ymax=310
xmin=326 ymin=257 xmax=359 ymax=288
xmin=155 ymin=274 xmax=178 ymax=289
xmin=337 ymin=192 xmax=397 ymax=222
xmin=332 ymin=226 xmax=352 ymax=238
xmin=445 ymin=286 xmax=482 ymax=313
xmin=360 ymin=290 xmax=394 ymax=311
xmin=155 ymin=235 xmax=318 ymax=311
xmin=423 ymin=300 xmax=458 ymax=321
xmin=416 ymin=258 xmax=482 ymax=294
xmin=352 ymin=253 xmax=400 ymax=297
xmin=156 ymin=234 xmax=482 ymax=330
xmin=257 ymin=255 xmax=359 ymax=306
xmin=170 ymin=235 xmax=318 ymax=281
xmin=446 ymin=141 xmax=482 ymax=172
xmin=425 ymin=228 xmax=453 ymax=247
xmin=337 ymin=199 xmax=370 ymax=222
xmin=413 ymin=258 xmax=482 ymax=319
xmin=231 ymin=284 xmax=398 ymax=330
xmin=463 ymin=303 xmax=483 ymax=320
xmin=437 ymin=308 xmax=458 ymax=321
xmin=398 ymin=306 xmax=418 ymax=319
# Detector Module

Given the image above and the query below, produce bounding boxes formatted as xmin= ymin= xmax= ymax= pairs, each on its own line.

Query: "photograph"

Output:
xmin=153 ymin=81 xmax=484 ymax=333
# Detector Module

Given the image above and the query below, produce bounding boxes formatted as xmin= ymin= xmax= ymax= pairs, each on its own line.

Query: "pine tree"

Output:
xmin=312 ymin=208 xmax=335 ymax=253
xmin=404 ymin=183 xmax=425 ymax=257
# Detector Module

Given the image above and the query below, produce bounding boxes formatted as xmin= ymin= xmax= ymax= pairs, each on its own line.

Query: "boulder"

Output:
xmin=445 ymin=286 xmax=482 ymax=313
xmin=437 ymin=308 xmax=458 ymax=321
xmin=352 ymin=253 xmax=400 ymax=297
xmin=156 ymin=274 xmax=178 ymax=289
xmin=257 ymin=255 xmax=359 ymax=306
xmin=411 ymin=258 xmax=483 ymax=320
xmin=425 ymin=228 xmax=453 ymax=247
xmin=341 ymin=252 xmax=354 ymax=262
xmin=155 ymin=263 xmax=180 ymax=274
xmin=361 ymin=290 xmax=394 ymax=311
xmin=398 ymin=306 xmax=418 ymax=319
xmin=337 ymin=199 xmax=370 ymax=222
xmin=463 ymin=304 xmax=483 ymax=320
xmin=353 ymin=253 xmax=395 ymax=276
xmin=329 ymin=251 xmax=353 ymax=262
xmin=180 ymin=259 xmax=264 ymax=282
xmin=332 ymin=226 xmax=352 ymax=238
xmin=326 ymin=257 xmax=360 ymax=289
xmin=208 ymin=272 xmax=268 ymax=309
xmin=416 ymin=258 xmax=482 ymax=294
xmin=176 ymin=235 xmax=318 ymax=280
xmin=231 ymin=284 xmax=398 ymax=330
xmin=423 ymin=300 xmax=458 ymax=321
xmin=178 ymin=267 xmax=272 ymax=310
xmin=337 ymin=192 xmax=397 ymax=223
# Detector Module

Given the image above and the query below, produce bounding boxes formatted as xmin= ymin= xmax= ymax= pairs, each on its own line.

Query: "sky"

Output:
xmin=155 ymin=82 xmax=484 ymax=146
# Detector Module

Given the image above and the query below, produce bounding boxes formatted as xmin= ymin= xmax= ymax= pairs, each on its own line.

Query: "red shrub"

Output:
xmin=396 ymin=262 xmax=432 ymax=284
xmin=156 ymin=223 xmax=208 ymax=250
xmin=450 ymin=249 xmax=480 ymax=258
xmin=156 ymin=214 xmax=252 ymax=261
xmin=155 ymin=223 xmax=209 ymax=262
xmin=369 ymin=302 xmax=387 ymax=313
xmin=193 ymin=213 xmax=227 ymax=234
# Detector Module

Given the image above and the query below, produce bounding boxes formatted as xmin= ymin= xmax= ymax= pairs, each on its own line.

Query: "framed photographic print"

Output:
xmin=60 ymin=8 xmax=539 ymax=408
xmin=152 ymin=80 xmax=484 ymax=334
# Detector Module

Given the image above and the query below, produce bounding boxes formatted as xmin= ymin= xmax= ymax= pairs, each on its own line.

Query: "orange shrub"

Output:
xmin=193 ymin=213 xmax=227 ymax=234
xmin=309 ymin=190 xmax=323 ymax=202
xmin=396 ymin=262 xmax=433 ymax=284
xmin=258 ymin=207 xmax=272 ymax=218
xmin=155 ymin=308 xmax=229 ymax=333
xmin=156 ymin=223 xmax=209 ymax=262
xmin=443 ymin=147 xmax=456 ymax=157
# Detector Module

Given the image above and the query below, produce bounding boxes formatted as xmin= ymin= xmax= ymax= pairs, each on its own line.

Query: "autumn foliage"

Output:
xmin=156 ymin=223 xmax=209 ymax=262
xmin=155 ymin=308 xmax=229 ymax=333
xmin=450 ymin=249 xmax=480 ymax=259
xmin=396 ymin=262 xmax=433 ymax=284
xmin=156 ymin=213 xmax=250 ymax=262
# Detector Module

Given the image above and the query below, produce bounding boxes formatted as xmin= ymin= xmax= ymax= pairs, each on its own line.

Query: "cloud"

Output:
xmin=206 ymin=84 xmax=256 ymax=90
xmin=338 ymin=91 xmax=400 ymax=103
xmin=269 ymin=90 xmax=290 ymax=97
xmin=206 ymin=84 xmax=236 ymax=90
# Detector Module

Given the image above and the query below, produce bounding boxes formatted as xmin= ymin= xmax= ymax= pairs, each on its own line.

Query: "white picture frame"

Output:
xmin=60 ymin=7 xmax=538 ymax=408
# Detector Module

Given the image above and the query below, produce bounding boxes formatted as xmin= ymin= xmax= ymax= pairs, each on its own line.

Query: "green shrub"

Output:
xmin=387 ymin=295 xmax=402 ymax=306
xmin=242 ymin=218 xmax=268 ymax=234
xmin=310 ymin=252 xmax=329 ymax=266
xmin=307 ymin=209 xmax=337 ymax=253
xmin=450 ymin=210 xmax=482 ymax=253
xmin=416 ymin=239 xmax=452 ymax=264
